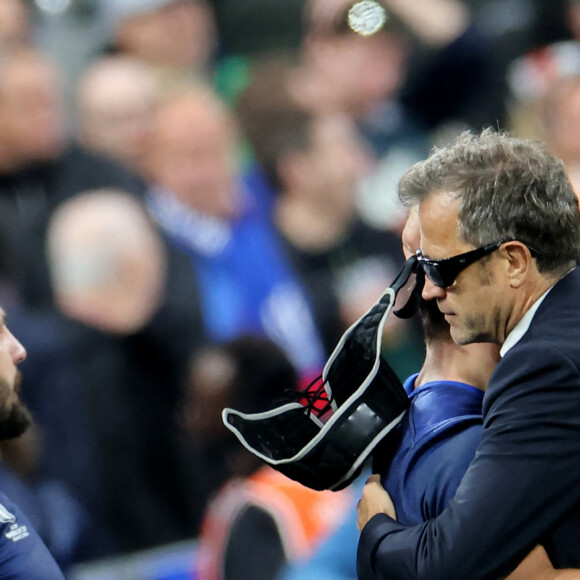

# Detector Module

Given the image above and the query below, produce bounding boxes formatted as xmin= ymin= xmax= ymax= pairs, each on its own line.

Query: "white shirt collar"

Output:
xmin=500 ymin=286 xmax=553 ymax=357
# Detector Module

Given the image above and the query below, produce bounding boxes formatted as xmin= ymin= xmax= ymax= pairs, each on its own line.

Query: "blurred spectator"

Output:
xmin=301 ymin=0 xmax=495 ymax=130
xmin=46 ymin=188 xmax=204 ymax=553
xmin=281 ymin=482 xmax=362 ymax=580
xmin=0 ymin=0 xmax=31 ymax=51
xmin=103 ymin=0 xmax=217 ymax=84
xmin=0 ymin=46 xmax=147 ymax=309
xmin=187 ymin=336 xmax=355 ymax=580
xmin=47 ymin=189 xmax=166 ymax=335
xmin=76 ymin=55 xmax=161 ymax=176
xmin=236 ymin=58 xmax=424 ymax=376
xmin=144 ymin=84 xmax=327 ymax=382
xmin=290 ymin=0 xmax=427 ymax=231
xmin=467 ymin=0 xmax=570 ymax=121
xmin=385 ymin=0 xmax=496 ymax=131
xmin=568 ymin=0 xmax=580 ymax=39
xmin=506 ymin=0 xmax=580 ymax=142
xmin=207 ymin=0 xmax=305 ymax=57
xmin=294 ymin=0 xmax=410 ymax=122
xmin=0 ymin=46 xmax=66 ymax=169
xmin=537 ymin=74 xmax=580 ymax=196
xmin=293 ymin=0 xmax=494 ymax=231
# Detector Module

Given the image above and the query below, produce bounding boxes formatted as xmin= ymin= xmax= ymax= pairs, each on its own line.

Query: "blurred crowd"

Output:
xmin=0 ymin=0 xmax=577 ymax=578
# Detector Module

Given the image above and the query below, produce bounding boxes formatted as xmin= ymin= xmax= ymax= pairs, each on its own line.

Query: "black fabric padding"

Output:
xmin=223 ymin=256 xmax=424 ymax=491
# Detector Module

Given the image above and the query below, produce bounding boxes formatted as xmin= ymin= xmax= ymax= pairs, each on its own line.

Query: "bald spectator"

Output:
xmin=147 ymin=86 xmax=240 ymax=220
xmin=145 ymin=84 xmax=327 ymax=382
xmin=76 ymin=56 xmax=161 ymax=176
xmin=46 ymin=188 xmax=203 ymax=552
xmin=47 ymin=189 xmax=166 ymax=335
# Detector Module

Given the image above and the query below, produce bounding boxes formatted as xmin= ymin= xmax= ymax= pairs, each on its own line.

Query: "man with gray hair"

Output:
xmin=357 ymin=129 xmax=580 ymax=579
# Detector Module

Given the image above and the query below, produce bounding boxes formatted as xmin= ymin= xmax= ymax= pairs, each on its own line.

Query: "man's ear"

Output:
xmin=501 ymin=242 xmax=534 ymax=288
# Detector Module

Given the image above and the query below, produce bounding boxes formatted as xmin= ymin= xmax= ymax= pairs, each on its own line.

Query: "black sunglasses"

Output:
xmin=416 ymin=241 xmax=538 ymax=288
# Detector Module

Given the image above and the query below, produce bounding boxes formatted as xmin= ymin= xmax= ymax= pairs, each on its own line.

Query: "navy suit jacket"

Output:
xmin=358 ymin=267 xmax=580 ymax=580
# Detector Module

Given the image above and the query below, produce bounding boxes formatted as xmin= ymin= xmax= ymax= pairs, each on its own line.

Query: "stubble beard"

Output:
xmin=450 ymin=308 xmax=499 ymax=346
xmin=449 ymin=265 xmax=499 ymax=345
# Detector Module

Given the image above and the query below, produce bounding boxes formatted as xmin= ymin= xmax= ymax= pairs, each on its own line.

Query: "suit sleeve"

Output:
xmin=357 ymin=342 xmax=580 ymax=580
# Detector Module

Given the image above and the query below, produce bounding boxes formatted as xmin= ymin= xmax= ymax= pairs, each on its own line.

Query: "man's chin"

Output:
xmin=449 ymin=325 xmax=473 ymax=346
xmin=0 ymin=405 xmax=32 ymax=440
xmin=450 ymin=325 xmax=496 ymax=346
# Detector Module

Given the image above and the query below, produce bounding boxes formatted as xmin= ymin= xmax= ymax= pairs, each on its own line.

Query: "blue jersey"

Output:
xmin=379 ymin=374 xmax=484 ymax=525
xmin=282 ymin=375 xmax=484 ymax=580
xmin=147 ymin=184 xmax=326 ymax=379
xmin=0 ymin=491 xmax=64 ymax=579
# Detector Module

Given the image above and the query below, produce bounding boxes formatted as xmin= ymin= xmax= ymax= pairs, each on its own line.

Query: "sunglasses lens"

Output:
xmin=423 ymin=264 xmax=446 ymax=288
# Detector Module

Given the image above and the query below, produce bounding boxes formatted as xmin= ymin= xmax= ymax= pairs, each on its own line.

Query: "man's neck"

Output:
xmin=416 ymin=338 xmax=500 ymax=391
xmin=503 ymin=269 xmax=567 ymax=343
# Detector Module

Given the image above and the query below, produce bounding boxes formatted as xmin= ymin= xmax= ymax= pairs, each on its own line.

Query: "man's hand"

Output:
xmin=507 ymin=545 xmax=580 ymax=580
xmin=357 ymin=474 xmax=397 ymax=530
xmin=507 ymin=546 xmax=556 ymax=580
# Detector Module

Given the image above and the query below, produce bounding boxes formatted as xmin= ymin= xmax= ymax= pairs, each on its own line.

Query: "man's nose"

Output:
xmin=422 ymin=276 xmax=446 ymax=301
xmin=8 ymin=331 xmax=27 ymax=365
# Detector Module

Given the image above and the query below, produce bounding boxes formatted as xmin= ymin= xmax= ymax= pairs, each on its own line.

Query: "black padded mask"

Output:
xmin=222 ymin=255 xmax=424 ymax=491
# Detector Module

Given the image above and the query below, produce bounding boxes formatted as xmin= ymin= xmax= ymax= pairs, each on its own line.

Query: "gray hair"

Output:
xmin=398 ymin=128 xmax=580 ymax=274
